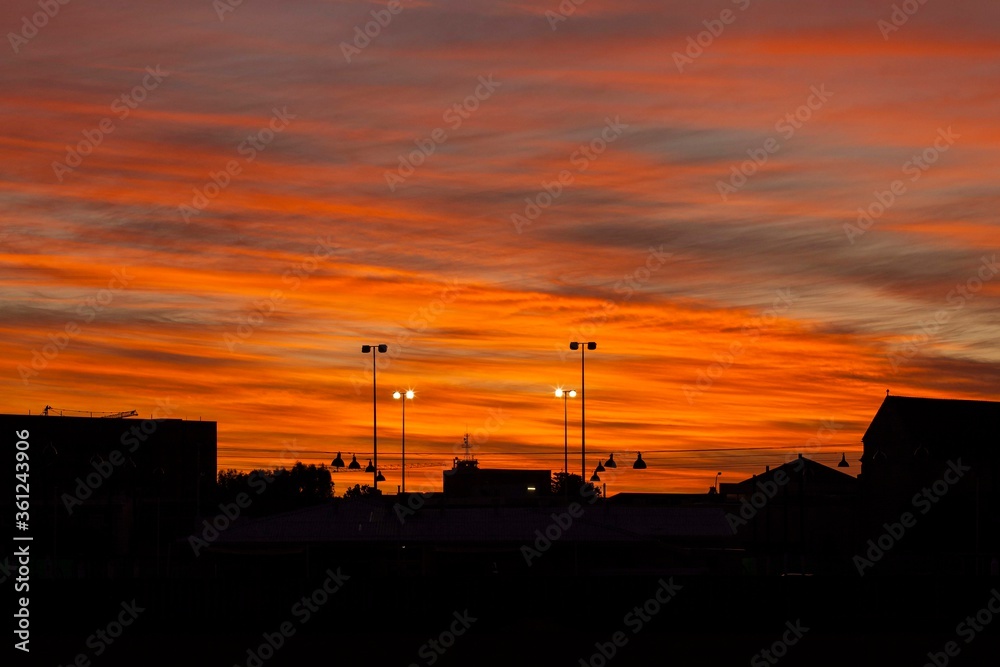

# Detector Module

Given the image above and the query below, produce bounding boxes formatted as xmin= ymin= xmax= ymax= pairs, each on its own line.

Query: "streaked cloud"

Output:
xmin=1 ymin=0 xmax=997 ymax=491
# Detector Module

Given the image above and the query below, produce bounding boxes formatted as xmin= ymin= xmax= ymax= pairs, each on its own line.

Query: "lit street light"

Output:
xmin=361 ymin=343 xmax=388 ymax=491
xmin=554 ymin=388 xmax=576 ymax=474
xmin=393 ymin=389 xmax=414 ymax=493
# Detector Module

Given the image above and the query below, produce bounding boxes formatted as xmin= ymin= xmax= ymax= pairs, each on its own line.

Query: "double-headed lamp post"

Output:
xmin=554 ymin=388 xmax=576 ymax=474
xmin=569 ymin=341 xmax=596 ymax=479
xmin=361 ymin=344 xmax=388 ymax=491
xmin=393 ymin=389 xmax=414 ymax=493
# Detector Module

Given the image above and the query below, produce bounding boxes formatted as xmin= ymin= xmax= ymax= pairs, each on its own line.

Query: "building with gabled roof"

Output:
xmin=860 ymin=393 xmax=1000 ymax=473
xmin=857 ymin=393 xmax=1000 ymax=573
xmin=717 ymin=454 xmax=859 ymax=574
xmin=721 ymin=454 xmax=858 ymax=499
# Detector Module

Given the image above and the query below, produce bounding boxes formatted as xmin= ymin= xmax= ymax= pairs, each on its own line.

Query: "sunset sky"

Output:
xmin=2 ymin=0 xmax=998 ymax=493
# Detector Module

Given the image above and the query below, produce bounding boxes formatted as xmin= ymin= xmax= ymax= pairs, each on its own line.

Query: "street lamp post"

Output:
xmin=393 ymin=390 xmax=414 ymax=493
xmin=361 ymin=344 xmax=388 ymax=491
xmin=569 ymin=341 xmax=596 ymax=479
xmin=554 ymin=388 xmax=576 ymax=474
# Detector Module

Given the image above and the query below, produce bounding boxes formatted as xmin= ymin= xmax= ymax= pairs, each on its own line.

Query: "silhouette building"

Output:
xmin=442 ymin=455 xmax=551 ymax=498
xmin=858 ymin=393 xmax=1000 ymax=572
xmin=2 ymin=411 xmax=217 ymax=577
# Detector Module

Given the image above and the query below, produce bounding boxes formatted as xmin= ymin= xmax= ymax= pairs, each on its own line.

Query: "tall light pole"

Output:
xmin=554 ymin=388 xmax=576 ymax=474
xmin=393 ymin=389 xmax=414 ymax=493
xmin=362 ymin=344 xmax=388 ymax=491
xmin=569 ymin=341 xmax=596 ymax=479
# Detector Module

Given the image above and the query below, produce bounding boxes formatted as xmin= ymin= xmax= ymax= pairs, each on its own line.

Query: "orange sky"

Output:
xmin=2 ymin=0 xmax=999 ymax=493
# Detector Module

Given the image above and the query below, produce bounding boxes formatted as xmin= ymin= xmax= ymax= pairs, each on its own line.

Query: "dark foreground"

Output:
xmin=20 ymin=574 xmax=1000 ymax=666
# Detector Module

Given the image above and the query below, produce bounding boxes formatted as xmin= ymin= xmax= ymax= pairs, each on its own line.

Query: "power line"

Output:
xmin=218 ymin=444 xmax=860 ymax=455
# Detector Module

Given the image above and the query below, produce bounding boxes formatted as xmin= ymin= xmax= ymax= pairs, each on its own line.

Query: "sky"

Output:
xmin=2 ymin=0 xmax=998 ymax=494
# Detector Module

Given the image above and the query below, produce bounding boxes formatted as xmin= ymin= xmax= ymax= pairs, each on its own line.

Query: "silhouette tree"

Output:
xmin=214 ymin=462 xmax=333 ymax=515
xmin=344 ymin=483 xmax=374 ymax=498
xmin=551 ymin=472 xmax=600 ymax=500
